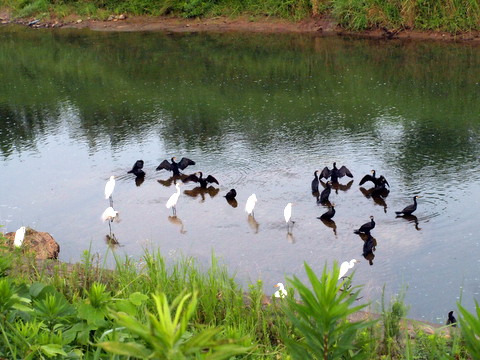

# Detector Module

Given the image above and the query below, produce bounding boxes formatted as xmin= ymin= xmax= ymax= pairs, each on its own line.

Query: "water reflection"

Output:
xmin=359 ymin=186 xmax=389 ymax=213
xmin=168 ymin=215 xmax=187 ymax=234
xmin=105 ymin=233 xmax=121 ymax=249
xmin=360 ymin=233 xmax=377 ymax=266
xmin=247 ymin=214 xmax=259 ymax=234
xmin=183 ymin=186 xmax=220 ymax=201
xmin=397 ymin=214 xmax=421 ymax=231
xmin=158 ymin=175 xmax=188 ymax=187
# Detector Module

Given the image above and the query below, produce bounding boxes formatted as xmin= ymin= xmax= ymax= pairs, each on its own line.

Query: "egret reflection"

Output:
xmin=168 ymin=215 xmax=186 ymax=234
xmin=247 ymin=214 xmax=259 ymax=234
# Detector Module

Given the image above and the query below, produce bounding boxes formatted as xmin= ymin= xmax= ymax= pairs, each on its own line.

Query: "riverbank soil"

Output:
xmin=1 ymin=10 xmax=479 ymax=44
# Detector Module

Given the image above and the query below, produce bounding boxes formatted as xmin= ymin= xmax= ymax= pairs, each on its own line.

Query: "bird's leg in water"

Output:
xmin=108 ymin=220 xmax=112 ymax=235
xmin=109 ymin=196 xmax=113 ymax=207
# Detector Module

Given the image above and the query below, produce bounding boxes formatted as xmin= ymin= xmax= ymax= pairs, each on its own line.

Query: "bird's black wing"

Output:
xmin=320 ymin=167 xmax=331 ymax=179
xmin=183 ymin=173 xmax=200 ymax=183
xmin=206 ymin=175 xmax=219 ymax=185
xmin=379 ymin=176 xmax=390 ymax=187
xmin=178 ymin=157 xmax=196 ymax=170
xmin=156 ymin=159 xmax=173 ymax=171
xmin=128 ymin=159 xmax=144 ymax=173
xmin=338 ymin=166 xmax=353 ymax=178
xmin=359 ymin=174 xmax=373 ymax=186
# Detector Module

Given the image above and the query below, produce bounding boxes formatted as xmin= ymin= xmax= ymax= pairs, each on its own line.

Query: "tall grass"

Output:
xmin=2 ymin=0 xmax=479 ymax=31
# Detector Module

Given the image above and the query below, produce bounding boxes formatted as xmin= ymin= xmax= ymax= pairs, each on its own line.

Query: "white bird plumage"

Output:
xmin=274 ymin=283 xmax=287 ymax=298
xmin=339 ymin=259 xmax=358 ymax=279
xmin=105 ymin=175 xmax=116 ymax=207
xmin=105 ymin=176 xmax=115 ymax=199
xmin=245 ymin=194 xmax=257 ymax=217
xmin=14 ymin=226 xmax=26 ymax=248
xmin=101 ymin=206 xmax=118 ymax=222
xmin=166 ymin=183 xmax=181 ymax=215
xmin=284 ymin=202 xmax=294 ymax=232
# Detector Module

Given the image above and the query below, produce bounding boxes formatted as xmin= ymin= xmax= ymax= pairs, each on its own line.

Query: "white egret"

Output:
xmin=14 ymin=226 xmax=26 ymax=248
xmin=105 ymin=176 xmax=115 ymax=206
xmin=101 ymin=206 xmax=118 ymax=222
xmin=102 ymin=206 xmax=118 ymax=234
xmin=284 ymin=202 xmax=294 ymax=233
xmin=274 ymin=283 xmax=287 ymax=298
xmin=245 ymin=194 xmax=257 ymax=217
xmin=166 ymin=183 xmax=181 ymax=215
xmin=339 ymin=259 xmax=358 ymax=279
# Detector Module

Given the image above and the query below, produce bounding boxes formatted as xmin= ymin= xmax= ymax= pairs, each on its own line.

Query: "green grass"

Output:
xmin=1 ymin=0 xmax=479 ymax=31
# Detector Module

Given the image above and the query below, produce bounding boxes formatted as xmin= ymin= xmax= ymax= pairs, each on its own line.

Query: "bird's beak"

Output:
xmin=274 ymin=284 xmax=279 ymax=288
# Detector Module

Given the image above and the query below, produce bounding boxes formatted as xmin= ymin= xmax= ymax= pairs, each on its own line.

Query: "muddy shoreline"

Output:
xmin=3 ymin=13 xmax=480 ymax=44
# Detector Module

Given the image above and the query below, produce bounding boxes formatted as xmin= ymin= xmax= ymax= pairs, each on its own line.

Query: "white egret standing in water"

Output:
xmin=245 ymin=194 xmax=257 ymax=217
xmin=105 ymin=176 xmax=115 ymax=206
xmin=274 ymin=283 xmax=287 ymax=298
xmin=102 ymin=206 xmax=118 ymax=234
xmin=284 ymin=202 xmax=294 ymax=233
xmin=14 ymin=226 xmax=26 ymax=248
xmin=166 ymin=183 xmax=181 ymax=215
xmin=339 ymin=259 xmax=358 ymax=279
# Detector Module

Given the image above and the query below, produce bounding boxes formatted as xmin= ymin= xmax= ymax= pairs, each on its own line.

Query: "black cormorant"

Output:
xmin=184 ymin=171 xmax=219 ymax=188
xmin=156 ymin=157 xmax=195 ymax=176
xmin=320 ymin=162 xmax=353 ymax=183
xmin=224 ymin=189 xmax=237 ymax=200
xmin=446 ymin=311 xmax=457 ymax=327
xmin=354 ymin=215 xmax=375 ymax=234
xmin=318 ymin=204 xmax=335 ymax=220
xmin=359 ymin=170 xmax=389 ymax=188
xmin=311 ymin=170 xmax=320 ymax=193
xmin=127 ymin=160 xmax=145 ymax=178
xmin=319 ymin=181 xmax=332 ymax=204
xmin=395 ymin=196 xmax=421 ymax=216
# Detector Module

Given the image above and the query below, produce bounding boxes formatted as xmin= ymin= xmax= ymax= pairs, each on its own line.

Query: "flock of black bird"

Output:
xmin=114 ymin=156 xmax=456 ymax=327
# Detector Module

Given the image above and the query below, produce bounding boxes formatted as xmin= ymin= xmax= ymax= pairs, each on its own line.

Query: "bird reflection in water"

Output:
xmin=360 ymin=233 xmax=377 ymax=265
xmin=286 ymin=232 xmax=295 ymax=244
xmin=359 ymin=186 xmax=389 ymax=213
xmin=398 ymin=214 xmax=421 ymax=231
xmin=184 ymin=186 xmax=220 ymax=202
xmin=319 ymin=179 xmax=353 ymax=197
xmin=168 ymin=215 xmax=187 ymax=234
xmin=157 ymin=175 xmax=187 ymax=187
xmin=319 ymin=218 xmax=337 ymax=236
xmin=105 ymin=233 xmax=121 ymax=249
xmin=317 ymin=204 xmax=337 ymax=236
xmin=224 ymin=189 xmax=238 ymax=208
xmin=135 ymin=176 xmax=145 ymax=187
xmin=247 ymin=214 xmax=259 ymax=234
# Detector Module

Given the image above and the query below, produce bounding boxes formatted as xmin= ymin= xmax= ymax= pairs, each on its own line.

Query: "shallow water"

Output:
xmin=1 ymin=26 xmax=479 ymax=323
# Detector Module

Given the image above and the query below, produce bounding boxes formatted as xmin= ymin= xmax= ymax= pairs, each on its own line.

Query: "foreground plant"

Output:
xmin=282 ymin=262 xmax=375 ymax=359
xmin=98 ymin=290 xmax=252 ymax=359
xmin=458 ymin=300 xmax=480 ymax=359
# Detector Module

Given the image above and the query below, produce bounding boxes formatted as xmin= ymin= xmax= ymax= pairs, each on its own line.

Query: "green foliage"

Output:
xmin=282 ymin=262 xmax=375 ymax=359
xmin=99 ymin=291 xmax=252 ymax=359
xmin=458 ymin=300 xmax=480 ymax=359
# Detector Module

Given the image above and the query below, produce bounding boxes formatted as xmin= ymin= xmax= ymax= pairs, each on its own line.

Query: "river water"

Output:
xmin=1 ymin=26 xmax=479 ymax=323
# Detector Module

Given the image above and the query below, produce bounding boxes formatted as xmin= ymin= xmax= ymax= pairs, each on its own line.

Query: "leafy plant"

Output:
xmin=98 ymin=291 xmax=252 ymax=359
xmin=282 ymin=262 xmax=375 ymax=359
xmin=458 ymin=300 xmax=480 ymax=359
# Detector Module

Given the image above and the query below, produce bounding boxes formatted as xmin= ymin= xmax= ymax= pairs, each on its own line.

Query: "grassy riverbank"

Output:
xmin=1 ymin=0 xmax=479 ymax=34
xmin=1 ymin=234 xmax=479 ymax=359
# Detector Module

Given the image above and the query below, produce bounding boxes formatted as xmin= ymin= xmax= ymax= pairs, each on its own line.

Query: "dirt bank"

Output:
xmin=3 ymin=12 xmax=480 ymax=44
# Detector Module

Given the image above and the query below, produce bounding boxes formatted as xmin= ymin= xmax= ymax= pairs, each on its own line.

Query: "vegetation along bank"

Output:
xmin=1 ymin=0 xmax=480 ymax=42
